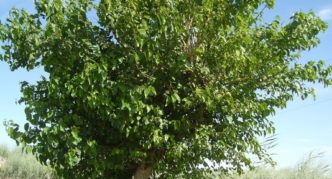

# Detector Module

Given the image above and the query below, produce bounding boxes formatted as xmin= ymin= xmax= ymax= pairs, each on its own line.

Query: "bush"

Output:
xmin=217 ymin=152 xmax=332 ymax=179
xmin=0 ymin=145 xmax=58 ymax=179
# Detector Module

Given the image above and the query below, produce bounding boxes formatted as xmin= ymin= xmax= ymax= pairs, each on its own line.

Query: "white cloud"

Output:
xmin=318 ymin=8 xmax=332 ymax=21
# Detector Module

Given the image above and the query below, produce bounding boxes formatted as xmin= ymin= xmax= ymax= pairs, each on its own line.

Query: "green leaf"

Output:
xmin=71 ymin=127 xmax=80 ymax=141
xmin=144 ymin=86 xmax=157 ymax=98
xmin=24 ymin=123 xmax=29 ymax=131
xmin=171 ymin=93 xmax=180 ymax=103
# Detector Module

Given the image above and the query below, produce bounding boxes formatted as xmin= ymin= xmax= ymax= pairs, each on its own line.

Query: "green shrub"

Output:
xmin=0 ymin=145 xmax=58 ymax=179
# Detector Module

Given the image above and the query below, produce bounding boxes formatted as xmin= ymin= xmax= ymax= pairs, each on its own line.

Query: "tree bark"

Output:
xmin=133 ymin=163 xmax=153 ymax=179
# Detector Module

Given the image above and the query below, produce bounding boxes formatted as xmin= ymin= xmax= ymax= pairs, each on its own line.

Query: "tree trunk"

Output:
xmin=133 ymin=163 xmax=153 ymax=179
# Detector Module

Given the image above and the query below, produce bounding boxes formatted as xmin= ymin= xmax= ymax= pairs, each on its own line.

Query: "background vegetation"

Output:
xmin=0 ymin=144 xmax=331 ymax=179
xmin=0 ymin=144 xmax=57 ymax=179
xmin=218 ymin=152 xmax=332 ymax=179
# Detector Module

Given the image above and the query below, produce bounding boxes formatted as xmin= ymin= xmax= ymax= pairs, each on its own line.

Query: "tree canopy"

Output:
xmin=1 ymin=0 xmax=331 ymax=178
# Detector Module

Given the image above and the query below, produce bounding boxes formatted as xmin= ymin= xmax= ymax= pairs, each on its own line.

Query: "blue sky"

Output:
xmin=0 ymin=0 xmax=331 ymax=168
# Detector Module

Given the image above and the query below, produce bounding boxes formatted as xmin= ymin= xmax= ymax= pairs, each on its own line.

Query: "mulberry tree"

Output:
xmin=1 ymin=0 xmax=331 ymax=178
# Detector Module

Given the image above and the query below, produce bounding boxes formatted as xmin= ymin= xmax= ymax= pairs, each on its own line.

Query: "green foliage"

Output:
xmin=1 ymin=0 xmax=331 ymax=178
xmin=0 ymin=145 xmax=57 ymax=179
